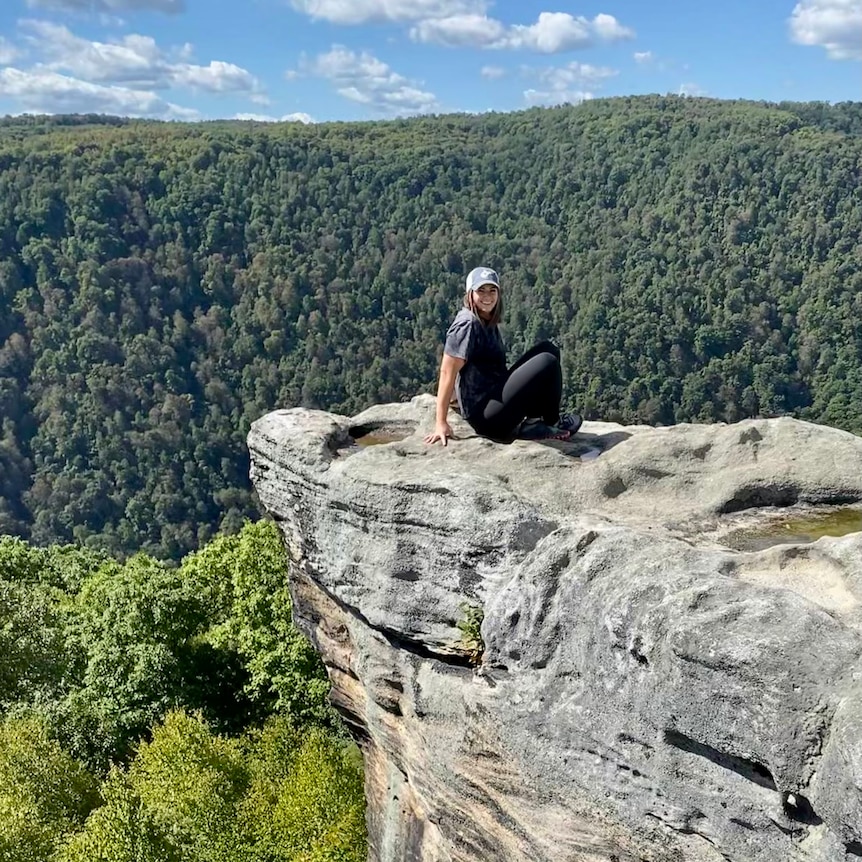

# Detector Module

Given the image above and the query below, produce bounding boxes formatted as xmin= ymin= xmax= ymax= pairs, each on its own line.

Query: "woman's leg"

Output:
xmin=476 ymin=345 xmax=562 ymax=439
xmin=507 ymin=340 xmax=560 ymax=374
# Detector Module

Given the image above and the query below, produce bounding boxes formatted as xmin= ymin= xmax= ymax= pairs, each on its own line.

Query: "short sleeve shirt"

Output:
xmin=444 ymin=308 xmax=507 ymax=421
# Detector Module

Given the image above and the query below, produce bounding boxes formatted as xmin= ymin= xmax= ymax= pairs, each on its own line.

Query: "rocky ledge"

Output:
xmin=247 ymin=395 xmax=862 ymax=862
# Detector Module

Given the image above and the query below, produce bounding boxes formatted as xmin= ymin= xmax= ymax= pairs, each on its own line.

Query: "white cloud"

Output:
xmin=172 ymin=60 xmax=260 ymax=93
xmin=789 ymin=0 xmax=862 ymax=60
xmin=0 ymin=37 xmax=20 ymax=66
xmin=26 ymin=0 xmax=184 ymax=12
xmin=412 ymin=11 xmax=635 ymax=53
xmin=534 ymin=60 xmax=618 ymax=87
xmin=480 ymin=64 xmax=505 ymax=79
xmin=289 ymin=0 xmax=484 ymax=25
xmin=507 ymin=12 xmax=593 ymax=52
xmin=297 ymin=46 xmax=438 ymax=116
xmin=235 ymin=111 xmax=315 ymax=123
xmin=0 ymin=66 xmax=197 ymax=118
xmin=18 ymin=20 xmax=264 ymax=97
xmin=524 ymin=87 xmax=592 ymax=106
xmin=410 ymin=14 xmax=505 ymax=47
xmin=289 ymin=0 xmax=638 ymax=55
xmin=521 ymin=60 xmax=616 ymax=105
xmin=633 ymin=50 xmax=653 ymax=64
xmin=678 ymin=81 xmax=708 ymax=97
xmin=592 ymin=13 xmax=635 ymax=40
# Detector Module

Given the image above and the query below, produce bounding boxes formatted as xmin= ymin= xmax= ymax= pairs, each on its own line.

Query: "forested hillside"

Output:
xmin=1 ymin=96 xmax=860 ymax=559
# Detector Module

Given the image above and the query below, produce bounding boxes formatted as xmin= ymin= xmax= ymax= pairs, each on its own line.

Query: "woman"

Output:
xmin=424 ymin=266 xmax=582 ymax=447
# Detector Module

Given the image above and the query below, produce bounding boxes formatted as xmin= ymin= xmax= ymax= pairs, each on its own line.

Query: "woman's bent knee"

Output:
xmin=532 ymin=340 xmax=560 ymax=359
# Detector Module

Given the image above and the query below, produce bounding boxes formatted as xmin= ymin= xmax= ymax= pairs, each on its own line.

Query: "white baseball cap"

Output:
xmin=465 ymin=266 xmax=500 ymax=293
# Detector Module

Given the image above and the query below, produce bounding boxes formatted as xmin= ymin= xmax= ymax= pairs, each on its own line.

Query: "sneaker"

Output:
xmin=517 ymin=419 xmax=571 ymax=441
xmin=556 ymin=412 xmax=583 ymax=434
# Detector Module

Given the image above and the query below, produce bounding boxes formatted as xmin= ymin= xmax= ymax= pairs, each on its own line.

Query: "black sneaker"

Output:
xmin=556 ymin=412 xmax=583 ymax=434
xmin=517 ymin=419 xmax=571 ymax=440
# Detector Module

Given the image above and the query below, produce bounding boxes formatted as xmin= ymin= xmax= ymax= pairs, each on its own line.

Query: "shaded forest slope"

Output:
xmin=0 ymin=96 xmax=860 ymax=559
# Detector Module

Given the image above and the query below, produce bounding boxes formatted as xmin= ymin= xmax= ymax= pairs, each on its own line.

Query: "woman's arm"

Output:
xmin=424 ymin=352 xmax=465 ymax=447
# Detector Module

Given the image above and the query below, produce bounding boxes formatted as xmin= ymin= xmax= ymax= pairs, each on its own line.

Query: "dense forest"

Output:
xmin=0 ymin=521 xmax=366 ymax=861
xmin=0 ymin=96 xmax=861 ymax=559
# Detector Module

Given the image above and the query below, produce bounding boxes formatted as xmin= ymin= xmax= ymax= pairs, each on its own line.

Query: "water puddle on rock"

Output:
xmin=353 ymin=430 xmax=411 ymax=447
xmin=334 ymin=423 xmax=416 ymax=456
xmin=720 ymin=507 xmax=862 ymax=552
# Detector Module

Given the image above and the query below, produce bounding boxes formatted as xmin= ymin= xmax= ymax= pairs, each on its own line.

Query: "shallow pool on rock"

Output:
xmin=720 ymin=507 xmax=862 ymax=552
xmin=351 ymin=426 xmax=414 ymax=447
xmin=332 ymin=423 xmax=417 ymax=456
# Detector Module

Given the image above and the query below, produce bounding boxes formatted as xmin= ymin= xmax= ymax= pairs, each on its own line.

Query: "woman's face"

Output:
xmin=473 ymin=284 xmax=499 ymax=319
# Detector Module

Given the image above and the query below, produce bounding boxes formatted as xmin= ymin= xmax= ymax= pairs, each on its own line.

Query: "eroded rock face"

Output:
xmin=248 ymin=395 xmax=862 ymax=862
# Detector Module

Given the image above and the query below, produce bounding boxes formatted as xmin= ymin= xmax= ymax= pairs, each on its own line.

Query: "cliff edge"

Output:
xmin=248 ymin=395 xmax=862 ymax=862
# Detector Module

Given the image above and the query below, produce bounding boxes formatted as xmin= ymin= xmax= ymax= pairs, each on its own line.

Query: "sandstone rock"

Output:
xmin=248 ymin=395 xmax=862 ymax=862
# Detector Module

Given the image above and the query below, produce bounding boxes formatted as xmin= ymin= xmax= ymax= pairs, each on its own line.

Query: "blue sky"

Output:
xmin=0 ymin=0 xmax=859 ymax=123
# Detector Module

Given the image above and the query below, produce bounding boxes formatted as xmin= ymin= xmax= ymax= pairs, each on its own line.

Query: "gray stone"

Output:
xmin=248 ymin=395 xmax=862 ymax=862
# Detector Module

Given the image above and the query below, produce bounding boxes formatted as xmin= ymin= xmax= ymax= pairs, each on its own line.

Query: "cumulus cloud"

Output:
xmin=172 ymin=60 xmax=261 ymax=93
xmin=535 ymin=60 xmax=618 ymax=87
xmin=592 ymin=13 xmax=635 ymax=40
xmin=289 ymin=0 xmax=484 ymax=25
xmin=789 ymin=0 xmax=862 ymax=60
xmin=288 ymin=0 xmax=638 ymax=56
xmin=480 ymin=64 xmax=505 ymax=79
xmin=235 ymin=111 xmax=315 ymax=123
xmin=280 ymin=111 xmax=315 ymax=122
xmin=524 ymin=87 xmax=592 ymax=106
xmin=410 ymin=14 xmax=505 ymax=47
xmin=19 ymin=20 xmax=264 ymax=97
xmin=0 ymin=67 xmax=197 ymax=118
xmin=412 ymin=11 xmax=635 ymax=53
xmin=0 ymin=37 xmax=20 ymax=66
xmin=521 ymin=59 xmax=617 ymax=104
xmin=26 ymin=0 xmax=184 ymax=12
xmin=633 ymin=50 xmax=653 ymax=64
xmin=678 ymin=81 xmax=708 ymax=97
xmin=296 ymin=46 xmax=438 ymax=116
xmin=507 ymin=12 xmax=593 ymax=52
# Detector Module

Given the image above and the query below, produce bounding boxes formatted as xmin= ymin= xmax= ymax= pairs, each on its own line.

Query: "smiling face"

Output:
xmin=471 ymin=283 xmax=499 ymax=319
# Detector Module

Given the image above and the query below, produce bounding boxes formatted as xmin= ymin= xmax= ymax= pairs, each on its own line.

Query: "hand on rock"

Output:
xmin=424 ymin=421 xmax=454 ymax=447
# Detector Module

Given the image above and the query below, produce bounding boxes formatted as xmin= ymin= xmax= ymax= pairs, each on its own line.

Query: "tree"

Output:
xmin=0 ymin=715 xmax=99 ymax=862
xmin=180 ymin=520 xmax=334 ymax=727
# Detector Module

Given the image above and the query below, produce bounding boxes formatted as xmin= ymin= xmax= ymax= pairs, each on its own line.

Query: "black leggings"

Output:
xmin=471 ymin=341 xmax=562 ymax=440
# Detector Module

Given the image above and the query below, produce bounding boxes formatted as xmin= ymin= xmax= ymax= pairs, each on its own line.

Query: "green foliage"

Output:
xmin=238 ymin=717 xmax=366 ymax=862
xmin=0 ymin=574 xmax=69 ymax=711
xmin=182 ymin=520 xmax=334 ymax=726
xmin=0 ymin=525 xmax=364 ymax=862
xmin=0 ymin=535 xmax=107 ymax=592
xmin=124 ymin=711 xmax=248 ymax=860
xmin=455 ymin=603 xmax=485 ymax=665
xmin=58 ymin=711 xmax=365 ymax=862
xmin=0 ymin=522 xmax=332 ymax=772
xmin=0 ymin=715 xmax=99 ymax=862
xmin=56 ymin=551 xmax=249 ymax=769
xmin=0 ymin=98 xmax=860 ymax=560
xmin=58 ymin=770 xmax=180 ymax=862
xmin=0 ymin=537 xmax=105 ymax=714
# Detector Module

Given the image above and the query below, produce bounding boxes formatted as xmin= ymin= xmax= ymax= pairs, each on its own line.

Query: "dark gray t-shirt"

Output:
xmin=444 ymin=308 xmax=507 ymax=421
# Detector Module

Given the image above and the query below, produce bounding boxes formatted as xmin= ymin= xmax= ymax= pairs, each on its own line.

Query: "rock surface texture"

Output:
xmin=248 ymin=395 xmax=862 ymax=862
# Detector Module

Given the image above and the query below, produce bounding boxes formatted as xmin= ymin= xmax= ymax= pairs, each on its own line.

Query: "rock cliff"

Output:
xmin=247 ymin=395 xmax=862 ymax=862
